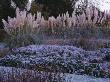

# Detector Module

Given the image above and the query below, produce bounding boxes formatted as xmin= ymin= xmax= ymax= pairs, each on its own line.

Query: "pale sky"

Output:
xmin=29 ymin=0 xmax=32 ymax=3
xmin=98 ymin=0 xmax=110 ymax=11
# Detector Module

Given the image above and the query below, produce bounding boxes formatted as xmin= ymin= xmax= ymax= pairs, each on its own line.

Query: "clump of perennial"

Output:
xmin=2 ymin=6 xmax=110 ymax=35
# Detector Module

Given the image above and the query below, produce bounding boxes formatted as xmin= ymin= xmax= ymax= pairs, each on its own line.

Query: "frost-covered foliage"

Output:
xmin=0 ymin=66 xmax=64 ymax=82
xmin=0 ymin=45 xmax=110 ymax=78
xmin=0 ymin=66 xmax=110 ymax=82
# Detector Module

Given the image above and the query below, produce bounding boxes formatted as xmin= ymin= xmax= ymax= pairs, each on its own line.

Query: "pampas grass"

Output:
xmin=2 ymin=5 xmax=110 ymax=49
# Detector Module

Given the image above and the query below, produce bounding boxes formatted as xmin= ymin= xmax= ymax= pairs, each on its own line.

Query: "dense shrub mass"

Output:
xmin=0 ymin=45 xmax=110 ymax=78
xmin=0 ymin=66 xmax=110 ymax=82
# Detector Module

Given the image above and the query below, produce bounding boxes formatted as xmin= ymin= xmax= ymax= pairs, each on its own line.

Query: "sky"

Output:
xmin=29 ymin=0 xmax=32 ymax=3
xmin=98 ymin=0 xmax=110 ymax=11
xmin=90 ymin=0 xmax=110 ymax=11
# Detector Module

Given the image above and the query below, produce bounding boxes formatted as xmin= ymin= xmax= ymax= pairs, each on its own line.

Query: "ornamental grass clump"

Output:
xmin=2 ymin=8 xmax=43 ymax=48
xmin=2 ymin=3 xmax=110 ymax=49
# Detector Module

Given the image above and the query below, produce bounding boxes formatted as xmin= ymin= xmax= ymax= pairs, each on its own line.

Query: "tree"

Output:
xmin=12 ymin=0 xmax=28 ymax=10
xmin=0 ymin=0 xmax=28 ymax=29
xmin=0 ymin=0 xmax=14 ymax=28
xmin=33 ymin=0 xmax=74 ymax=18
